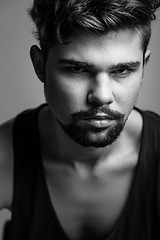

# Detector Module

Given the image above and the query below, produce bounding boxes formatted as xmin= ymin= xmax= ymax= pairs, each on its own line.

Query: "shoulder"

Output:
xmin=136 ymin=108 xmax=160 ymax=140
xmin=0 ymin=118 xmax=15 ymax=210
xmin=137 ymin=108 xmax=160 ymax=127
xmin=125 ymin=108 xmax=160 ymax=154
xmin=0 ymin=104 xmax=45 ymax=211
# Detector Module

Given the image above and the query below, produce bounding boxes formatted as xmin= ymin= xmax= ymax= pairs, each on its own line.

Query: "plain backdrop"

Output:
xmin=0 ymin=0 xmax=160 ymax=239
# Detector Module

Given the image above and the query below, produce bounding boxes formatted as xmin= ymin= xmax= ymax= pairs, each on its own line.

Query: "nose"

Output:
xmin=87 ymin=72 xmax=114 ymax=106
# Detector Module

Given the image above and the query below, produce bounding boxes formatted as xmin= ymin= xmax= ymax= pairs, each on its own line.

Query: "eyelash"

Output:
xmin=64 ymin=66 xmax=136 ymax=78
xmin=65 ymin=66 xmax=90 ymax=74
xmin=111 ymin=68 xmax=136 ymax=78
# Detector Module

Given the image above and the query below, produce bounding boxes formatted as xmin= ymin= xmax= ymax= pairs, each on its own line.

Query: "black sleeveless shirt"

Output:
xmin=3 ymin=104 xmax=160 ymax=240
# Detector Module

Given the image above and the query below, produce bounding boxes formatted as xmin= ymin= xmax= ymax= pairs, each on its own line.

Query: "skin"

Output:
xmin=29 ymin=30 xmax=151 ymax=239
xmin=0 ymin=29 xmax=151 ymax=239
xmin=30 ymin=29 xmax=150 ymax=167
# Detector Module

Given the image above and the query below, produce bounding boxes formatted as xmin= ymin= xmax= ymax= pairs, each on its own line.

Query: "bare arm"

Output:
xmin=0 ymin=119 xmax=14 ymax=211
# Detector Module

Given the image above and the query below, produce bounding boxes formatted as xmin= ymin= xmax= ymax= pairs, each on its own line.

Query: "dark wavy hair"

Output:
xmin=28 ymin=0 xmax=160 ymax=55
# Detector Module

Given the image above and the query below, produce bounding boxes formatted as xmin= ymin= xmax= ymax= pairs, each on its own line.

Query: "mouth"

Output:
xmin=84 ymin=115 xmax=114 ymax=120
xmin=77 ymin=115 xmax=115 ymax=128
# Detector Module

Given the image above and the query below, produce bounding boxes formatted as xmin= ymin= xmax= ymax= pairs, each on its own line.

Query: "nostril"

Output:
xmin=87 ymin=92 xmax=94 ymax=103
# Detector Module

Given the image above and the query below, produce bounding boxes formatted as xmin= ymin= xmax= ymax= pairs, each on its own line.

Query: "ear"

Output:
xmin=30 ymin=45 xmax=45 ymax=83
xmin=144 ymin=49 xmax=151 ymax=66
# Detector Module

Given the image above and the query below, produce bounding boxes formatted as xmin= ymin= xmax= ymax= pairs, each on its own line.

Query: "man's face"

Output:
xmin=44 ymin=30 xmax=147 ymax=147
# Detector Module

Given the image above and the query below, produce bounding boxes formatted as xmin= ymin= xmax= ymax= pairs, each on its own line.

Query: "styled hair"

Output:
xmin=28 ymin=0 xmax=160 ymax=54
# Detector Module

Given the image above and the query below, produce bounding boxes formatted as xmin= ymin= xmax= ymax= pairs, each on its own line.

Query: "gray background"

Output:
xmin=0 ymin=0 xmax=160 ymax=239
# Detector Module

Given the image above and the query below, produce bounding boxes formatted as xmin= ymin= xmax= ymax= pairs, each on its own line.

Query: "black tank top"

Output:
xmin=3 ymin=104 xmax=160 ymax=240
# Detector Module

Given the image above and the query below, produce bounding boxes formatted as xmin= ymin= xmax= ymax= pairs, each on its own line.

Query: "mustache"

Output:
xmin=71 ymin=107 xmax=124 ymax=122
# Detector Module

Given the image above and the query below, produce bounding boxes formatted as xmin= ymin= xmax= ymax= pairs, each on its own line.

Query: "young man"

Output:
xmin=0 ymin=0 xmax=160 ymax=239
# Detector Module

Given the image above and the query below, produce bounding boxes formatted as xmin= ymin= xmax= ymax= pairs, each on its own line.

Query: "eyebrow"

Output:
xmin=110 ymin=62 xmax=141 ymax=70
xmin=58 ymin=58 xmax=141 ymax=71
xmin=58 ymin=59 xmax=94 ymax=69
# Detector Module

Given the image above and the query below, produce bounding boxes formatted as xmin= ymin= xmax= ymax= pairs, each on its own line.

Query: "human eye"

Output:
xmin=111 ymin=67 xmax=135 ymax=78
xmin=64 ymin=65 xmax=89 ymax=75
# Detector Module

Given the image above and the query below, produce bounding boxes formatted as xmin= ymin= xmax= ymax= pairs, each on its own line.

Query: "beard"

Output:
xmin=56 ymin=107 xmax=125 ymax=148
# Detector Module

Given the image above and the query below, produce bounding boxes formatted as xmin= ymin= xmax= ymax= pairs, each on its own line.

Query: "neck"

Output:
xmin=39 ymin=106 xmax=141 ymax=173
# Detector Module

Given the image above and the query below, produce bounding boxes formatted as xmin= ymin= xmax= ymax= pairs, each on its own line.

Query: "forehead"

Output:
xmin=47 ymin=30 xmax=143 ymax=67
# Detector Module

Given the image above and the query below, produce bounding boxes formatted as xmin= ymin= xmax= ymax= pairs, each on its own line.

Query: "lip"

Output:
xmin=82 ymin=114 xmax=114 ymax=120
xmin=78 ymin=118 xmax=114 ymax=128
xmin=87 ymin=116 xmax=113 ymax=121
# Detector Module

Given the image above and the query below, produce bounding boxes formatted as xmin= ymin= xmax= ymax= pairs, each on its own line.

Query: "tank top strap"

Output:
xmin=10 ymin=104 xmax=47 ymax=239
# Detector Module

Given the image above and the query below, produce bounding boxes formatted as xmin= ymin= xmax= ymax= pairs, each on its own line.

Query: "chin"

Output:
xmin=61 ymin=121 xmax=125 ymax=148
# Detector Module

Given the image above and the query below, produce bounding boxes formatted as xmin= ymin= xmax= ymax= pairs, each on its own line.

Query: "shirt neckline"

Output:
xmin=35 ymin=104 xmax=147 ymax=240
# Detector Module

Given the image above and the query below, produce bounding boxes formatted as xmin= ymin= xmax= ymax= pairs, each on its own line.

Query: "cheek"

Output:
xmin=127 ymin=75 xmax=142 ymax=102
xmin=45 ymin=72 xmax=89 ymax=116
xmin=114 ymin=75 xmax=142 ymax=112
